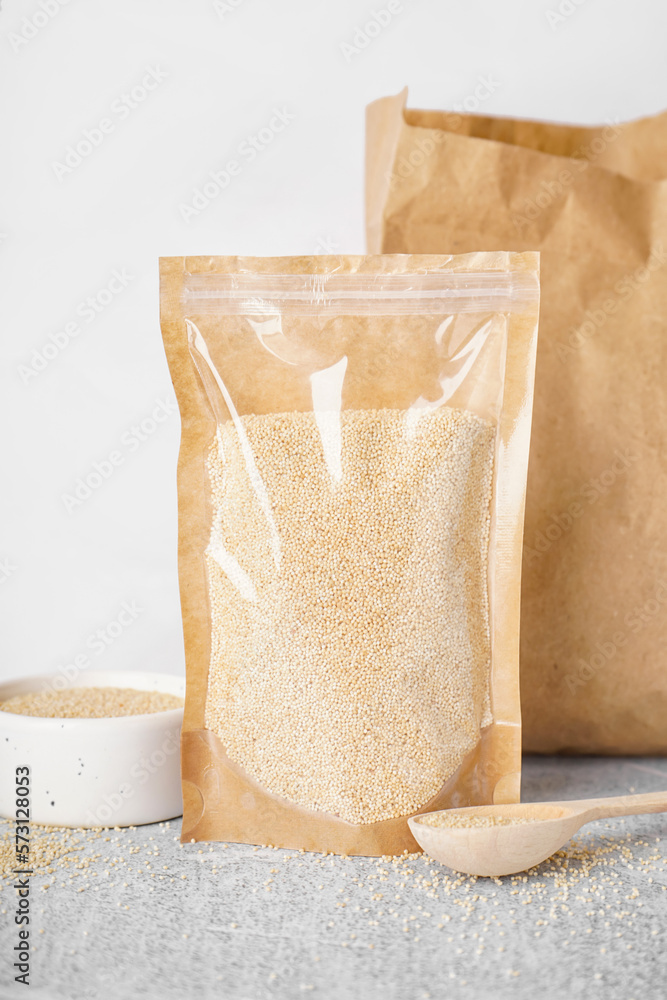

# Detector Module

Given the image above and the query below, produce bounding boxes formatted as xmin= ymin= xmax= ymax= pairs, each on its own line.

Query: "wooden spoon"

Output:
xmin=408 ymin=790 xmax=667 ymax=877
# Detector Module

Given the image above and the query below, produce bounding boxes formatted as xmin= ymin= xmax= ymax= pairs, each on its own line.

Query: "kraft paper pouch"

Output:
xmin=366 ymin=88 xmax=667 ymax=754
xmin=160 ymin=253 xmax=539 ymax=854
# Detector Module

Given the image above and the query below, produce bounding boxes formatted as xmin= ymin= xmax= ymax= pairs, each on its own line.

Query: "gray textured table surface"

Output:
xmin=2 ymin=755 xmax=667 ymax=1000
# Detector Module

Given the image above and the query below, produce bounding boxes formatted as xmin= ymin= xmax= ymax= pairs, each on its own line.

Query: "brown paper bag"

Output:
xmin=366 ymin=89 xmax=667 ymax=755
xmin=160 ymin=252 xmax=539 ymax=853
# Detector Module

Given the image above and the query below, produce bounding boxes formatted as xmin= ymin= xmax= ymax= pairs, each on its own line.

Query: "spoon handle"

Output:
xmin=572 ymin=789 xmax=667 ymax=821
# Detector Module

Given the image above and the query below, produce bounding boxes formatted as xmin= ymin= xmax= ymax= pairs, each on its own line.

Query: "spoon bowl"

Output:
xmin=408 ymin=790 xmax=667 ymax=876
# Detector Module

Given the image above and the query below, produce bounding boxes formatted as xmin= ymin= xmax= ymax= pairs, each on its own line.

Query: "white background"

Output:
xmin=2 ymin=0 xmax=666 ymax=686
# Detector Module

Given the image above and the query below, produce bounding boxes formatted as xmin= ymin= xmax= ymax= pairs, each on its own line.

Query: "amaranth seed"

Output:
xmin=204 ymin=406 xmax=495 ymax=824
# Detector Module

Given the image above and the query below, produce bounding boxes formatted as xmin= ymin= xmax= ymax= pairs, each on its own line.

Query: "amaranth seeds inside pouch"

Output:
xmin=160 ymin=253 xmax=540 ymax=855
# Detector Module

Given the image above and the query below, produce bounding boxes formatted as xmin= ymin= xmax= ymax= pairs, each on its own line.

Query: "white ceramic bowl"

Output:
xmin=0 ymin=670 xmax=184 ymax=827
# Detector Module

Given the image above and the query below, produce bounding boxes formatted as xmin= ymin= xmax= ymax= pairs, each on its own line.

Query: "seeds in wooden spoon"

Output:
xmin=417 ymin=812 xmax=538 ymax=829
